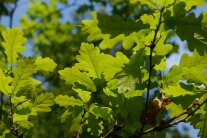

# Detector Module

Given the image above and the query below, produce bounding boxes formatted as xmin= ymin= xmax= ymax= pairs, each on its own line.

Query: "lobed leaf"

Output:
xmin=12 ymin=58 xmax=37 ymax=94
xmin=55 ymin=95 xmax=83 ymax=107
xmin=0 ymin=69 xmax=12 ymax=96
xmin=2 ymin=28 xmax=26 ymax=64
xmin=75 ymin=43 xmax=104 ymax=78
xmin=81 ymin=12 xmax=148 ymax=49
xmin=73 ymin=88 xmax=91 ymax=103
xmin=35 ymin=56 xmax=57 ymax=72
xmin=31 ymin=93 xmax=54 ymax=115
xmin=59 ymin=67 xmax=96 ymax=92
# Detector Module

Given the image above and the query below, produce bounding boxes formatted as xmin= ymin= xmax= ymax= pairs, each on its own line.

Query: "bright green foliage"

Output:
xmin=130 ymin=0 xmax=156 ymax=9
xmin=81 ymin=12 xmax=148 ymax=49
xmin=89 ymin=104 xmax=114 ymax=125
xmin=55 ymin=95 xmax=83 ymax=107
xmin=73 ymin=88 xmax=91 ymax=103
xmin=165 ymin=11 xmax=207 ymax=55
xmin=0 ymin=28 xmax=56 ymax=137
xmin=1 ymin=0 xmax=207 ymax=138
xmin=31 ymin=93 xmax=55 ymax=115
xmin=35 ymin=57 xmax=57 ymax=72
xmin=59 ymin=67 xmax=97 ymax=92
xmin=130 ymin=0 xmax=205 ymax=11
xmin=102 ymin=52 xmax=129 ymax=81
xmin=0 ymin=69 xmax=12 ymax=96
xmin=12 ymin=58 xmax=37 ymax=94
xmin=116 ymin=48 xmax=146 ymax=93
xmin=2 ymin=28 xmax=26 ymax=64
xmin=75 ymin=43 xmax=104 ymax=78
xmin=189 ymin=94 xmax=207 ymax=137
xmin=85 ymin=113 xmax=104 ymax=136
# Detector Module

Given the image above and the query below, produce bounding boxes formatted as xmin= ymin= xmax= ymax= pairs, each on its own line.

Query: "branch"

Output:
xmin=74 ymin=108 xmax=87 ymax=138
xmin=9 ymin=0 xmax=18 ymax=28
xmin=143 ymin=97 xmax=207 ymax=135
xmin=7 ymin=1 xmax=24 ymax=137
xmin=137 ymin=8 xmax=164 ymax=137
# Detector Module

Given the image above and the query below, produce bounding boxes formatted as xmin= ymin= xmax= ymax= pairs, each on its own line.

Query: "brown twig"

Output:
xmin=138 ymin=8 xmax=164 ymax=137
xmin=143 ymin=97 xmax=207 ymax=134
xmin=74 ymin=108 xmax=87 ymax=138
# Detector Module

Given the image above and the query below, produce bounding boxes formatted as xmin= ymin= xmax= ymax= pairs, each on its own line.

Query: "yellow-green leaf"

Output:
xmin=59 ymin=67 xmax=96 ymax=92
xmin=2 ymin=28 xmax=26 ymax=64
xmin=55 ymin=95 xmax=83 ymax=107
xmin=35 ymin=56 xmax=57 ymax=72
xmin=0 ymin=69 xmax=12 ymax=96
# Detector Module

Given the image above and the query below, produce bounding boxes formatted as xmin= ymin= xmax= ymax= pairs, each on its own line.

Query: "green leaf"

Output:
xmin=13 ymin=113 xmax=33 ymax=129
xmin=163 ymin=82 xmax=195 ymax=97
xmin=31 ymin=93 xmax=54 ymax=115
xmin=103 ymin=87 xmax=118 ymax=97
xmin=60 ymin=107 xmax=83 ymax=136
xmin=165 ymin=50 xmax=207 ymax=84
xmin=130 ymin=0 xmax=156 ymax=9
xmin=157 ymin=0 xmax=174 ymax=7
xmin=81 ymin=12 xmax=148 ymax=49
xmin=164 ymin=65 xmax=183 ymax=83
xmin=90 ymin=104 xmax=113 ymax=122
xmin=179 ymin=50 xmax=207 ymax=83
xmin=154 ymin=57 xmax=166 ymax=71
xmin=165 ymin=12 xmax=207 ymax=55
xmin=182 ymin=67 xmax=207 ymax=84
xmin=190 ymin=104 xmax=207 ymax=137
xmin=180 ymin=50 xmax=207 ymax=69
xmin=166 ymin=102 xmax=183 ymax=118
xmin=154 ymin=44 xmax=173 ymax=56
xmin=2 ymin=28 xmax=26 ymax=64
xmin=11 ymin=96 xmax=27 ymax=106
xmin=102 ymin=52 xmax=129 ymax=81
xmin=59 ymin=67 xmax=96 ymax=92
xmin=75 ymin=43 xmax=103 ymax=78
xmin=55 ymin=95 xmax=83 ymax=107
xmin=116 ymin=48 xmax=145 ymax=93
xmin=73 ymin=88 xmax=91 ymax=103
xmin=35 ymin=56 xmax=57 ymax=72
xmin=12 ymin=58 xmax=37 ymax=94
xmin=180 ymin=0 xmax=205 ymax=11
xmin=0 ymin=69 xmax=12 ymax=96
xmin=85 ymin=113 xmax=104 ymax=137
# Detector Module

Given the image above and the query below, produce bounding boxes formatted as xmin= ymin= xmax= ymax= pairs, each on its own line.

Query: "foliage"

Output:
xmin=0 ymin=0 xmax=207 ymax=138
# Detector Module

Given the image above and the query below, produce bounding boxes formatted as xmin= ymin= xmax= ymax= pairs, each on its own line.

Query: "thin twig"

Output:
xmin=138 ymin=8 xmax=164 ymax=137
xmin=75 ymin=108 xmax=87 ymax=138
xmin=9 ymin=0 xmax=18 ymax=28
xmin=143 ymin=97 xmax=207 ymax=134
xmin=8 ymin=1 xmax=24 ymax=137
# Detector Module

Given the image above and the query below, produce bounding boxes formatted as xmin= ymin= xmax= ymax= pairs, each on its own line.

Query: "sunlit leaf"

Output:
xmin=0 ymin=69 xmax=12 ymax=96
xmin=55 ymin=95 xmax=83 ymax=107
xmin=75 ymin=43 xmax=103 ymax=78
xmin=31 ymin=93 xmax=54 ymax=115
xmin=59 ymin=67 xmax=96 ymax=92
xmin=35 ymin=56 xmax=57 ymax=72
xmin=81 ymin=12 xmax=148 ymax=49
xmin=12 ymin=58 xmax=37 ymax=93
xmin=2 ymin=28 xmax=26 ymax=64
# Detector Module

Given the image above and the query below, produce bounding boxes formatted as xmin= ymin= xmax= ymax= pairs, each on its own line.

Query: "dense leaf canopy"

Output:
xmin=0 ymin=0 xmax=207 ymax=138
